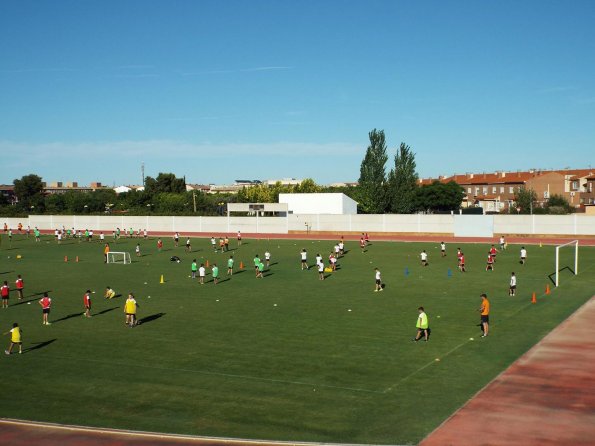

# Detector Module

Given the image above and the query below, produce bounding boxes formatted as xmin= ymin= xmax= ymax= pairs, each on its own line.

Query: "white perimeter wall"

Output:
xmin=279 ymin=193 xmax=357 ymax=215
xmin=1 ymin=214 xmax=594 ymax=236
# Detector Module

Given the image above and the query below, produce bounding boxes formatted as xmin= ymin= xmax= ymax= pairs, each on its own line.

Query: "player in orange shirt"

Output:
xmin=103 ymin=243 xmax=110 ymax=263
xmin=479 ymin=294 xmax=490 ymax=337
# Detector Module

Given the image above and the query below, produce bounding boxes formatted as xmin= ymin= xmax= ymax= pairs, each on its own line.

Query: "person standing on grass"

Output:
xmin=412 ymin=307 xmax=429 ymax=342
xmin=509 ymin=272 xmax=517 ymax=296
xmin=15 ymin=275 xmax=24 ymax=300
xmin=520 ymin=247 xmax=527 ymax=265
xmin=174 ymin=232 xmax=179 ymax=247
xmin=479 ymin=294 xmax=490 ymax=337
xmin=185 ymin=237 xmax=191 ymax=253
xmin=500 ymin=236 xmax=506 ymax=251
xmin=256 ymin=261 xmax=265 ymax=279
xmin=374 ymin=268 xmax=383 ymax=292
xmin=135 ymin=243 xmax=141 ymax=257
xmin=124 ymin=293 xmax=138 ymax=327
xmin=224 ymin=237 xmax=229 ymax=252
xmin=39 ymin=293 xmax=52 ymax=325
xmin=34 ymin=227 xmax=40 ymax=242
xmin=1 ymin=281 xmax=9 ymax=308
xmin=83 ymin=290 xmax=92 ymax=318
xmin=4 ymin=323 xmax=22 ymax=355
xmin=237 ymin=231 xmax=242 ymax=246
xmin=191 ymin=259 xmax=198 ymax=279
xmin=227 ymin=256 xmax=234 ymax=276
xmin=440 ymin=242 xmax=446 ymax=257
xmin=317 ymin=259 xmax=325 ymax=280
xmin=489 ymin=245 xmax=498 ymax=263
xmin=199 ymin=263 xmax=206 ymax=284
xmin=264 ymin=250 xmax=271 ymax=268
xmin=212 ymin=264 xmax=219 ymax=285
xmin=338 ymin=240 xmax=344 ymax=256
xmin=157 ymin=238 xmax=163 ymax=252
xmin=104 ymin=243 xmax=110 ymax=263
xmin=360 ymin=237 xmax=366 ymax=253
xmin=420 ymin=250 xmax=429 ymax=266
xmin=300 ymin=249 xmax=308 ymax=270
xmin=211 ymin=236 xmax=217 ymax=252
xmin=143 ymin=229 xmax=148 ymax=239
xmin=486 ymin=252 xmax=494 ymax=271
xmin=459 ymin=252 xmax=466 ymax=272
xmin=253 ymin=254 xmax=261 ymax=276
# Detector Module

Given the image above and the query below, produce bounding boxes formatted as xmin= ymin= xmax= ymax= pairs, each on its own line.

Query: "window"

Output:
xmin=500 ymin=186 xmax=505 ymax=193
xmin=589 ymin=183 xmax=593 ymax=193
xmin=482 ymin=187 xmax=487 ymax=195
xmin=509 ymin=186 xmax=514 ymax=193
xmin=572 ymin=181 xmax=579 ymax=190
xmin=467 ymin=187 xmax=472 ymax=193
xmin=492 ymin=186 xmax=497 ymax=194
xmin=475 ymin=187 xmax=479 ymax=195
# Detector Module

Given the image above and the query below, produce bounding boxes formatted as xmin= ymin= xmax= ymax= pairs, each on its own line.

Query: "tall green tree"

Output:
xmin=13 ymin=174 xmax=45 ymax=211
xmin=358 ymin=129 xmax=388 ymax=213
xmin=387 ymin=143 xmax=418 ymax=213
xmin=414 ymin=181 xmax=465 ymax=212
xmin=144 ymin=173 xmax=186 ymax=196
xmin=514 ymin=188 xmax=538 ymax=214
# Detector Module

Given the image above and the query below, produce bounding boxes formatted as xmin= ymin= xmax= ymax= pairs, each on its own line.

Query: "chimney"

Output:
xmin=500 ymin=171 xmax=506 ymax=178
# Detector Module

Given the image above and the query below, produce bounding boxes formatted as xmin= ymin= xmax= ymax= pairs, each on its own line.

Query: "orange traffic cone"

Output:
xmin=545 ymin=284 xmax=550 ymax=295
xmin=239 ymin=261 xmax=244 ymax=269
xmin=64 ymin=255 xmax=68 ymax=262
xmin=206 ymin=259 xmax=209 ymax=268
xmin=531 ymin=292 xmax=537 ymax=304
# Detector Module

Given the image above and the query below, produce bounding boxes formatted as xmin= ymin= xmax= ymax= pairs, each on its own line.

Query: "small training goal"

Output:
xmin=555 ymin=240 xmax=578 ymax=287
xmin=107 ymin=251 xmax=132 ymax=265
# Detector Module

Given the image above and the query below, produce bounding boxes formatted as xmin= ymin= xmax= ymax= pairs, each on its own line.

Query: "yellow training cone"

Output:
xmin=160 ymin=274 xmax=165 ymax=284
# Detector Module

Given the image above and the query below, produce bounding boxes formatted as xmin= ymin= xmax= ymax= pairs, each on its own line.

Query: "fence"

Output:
xmin=1 ymin=213 xmax=594 ymax=237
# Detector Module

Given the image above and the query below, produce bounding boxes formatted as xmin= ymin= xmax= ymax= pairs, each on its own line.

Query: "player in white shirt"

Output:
xmin=509 ymin=272 xmax=517 ymax=296
xmin=440 ymin=242 xmax=446 ymax=257
xmin=315 ymin=253 xmax=322 ymax=265
xmin=300 ymin=249 xmax=308 ymax=270
xmin=317 ymin=260 xmax=325 ymax=280
xmin=338 ymin=241 xmax=344 ymax=256
xmin=334 ymin=244 xmax=340 ymax=257
xmin=264 ymin=250 xmax=271 ymax=268
xmin=520 ymin=247 xmax=527 ymax=265
xmin=374 ymin=268 xmax=383 ymax=292
xmin=198 ymin=264 xmax=206 ymax=285
xmin=420 ymin=250 xmax=428 ymax=266
xmin=500 ymin=236 xmax=506 ymax=250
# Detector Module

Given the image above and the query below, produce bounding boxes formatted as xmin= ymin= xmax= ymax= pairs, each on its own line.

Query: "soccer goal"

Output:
xmin=107 ymin=251 xmax=132 ymax=265
xmin=555 ymin=240 xmax=578 ymax=287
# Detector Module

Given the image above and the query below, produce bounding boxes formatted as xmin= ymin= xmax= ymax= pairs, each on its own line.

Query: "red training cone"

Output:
xmin=545 ymin=284 xmax=550 ymax=295
xmin=531 ymin=292 xmax=537 ymax=304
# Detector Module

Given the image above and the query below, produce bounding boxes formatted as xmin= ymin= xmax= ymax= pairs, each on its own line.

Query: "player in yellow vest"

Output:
xmin=124 ymin=293 xmax=139 ymax=327
xmin=4 ymin=322 xmax=22 ymax=354
xmin=412 ymin=307 xmax=429 ymax=342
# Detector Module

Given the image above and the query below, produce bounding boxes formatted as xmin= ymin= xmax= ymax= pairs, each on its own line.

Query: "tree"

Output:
xmin=144 ymin=173 xmax=186 ymax=196
xmin=387 ymin=143 xmax=418 ymax=213
xmin=13 ymin=174 xmax=45 ymax=212
xmin=545 ymin=194 xmax=573 ymax=214
xmin=514 ymin=188 xmax=538 ymax=214
xmin=414 ymin=181 xmax=465 ymax=212
xmin=293 ymin=178 xmax=322 ymax=194
xmin=358 ymin=129 xmax=388 ymax=213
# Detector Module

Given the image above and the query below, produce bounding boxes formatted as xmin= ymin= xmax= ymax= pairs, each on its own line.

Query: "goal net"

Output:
xmin=555 ymin=240 xmax=578 ymax=287
xmin=107 ymin=251 xmax=131 ymax=265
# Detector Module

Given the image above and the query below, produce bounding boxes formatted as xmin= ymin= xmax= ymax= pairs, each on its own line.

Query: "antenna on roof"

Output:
xmin=141 ymin=162 xmax=145 ymax=186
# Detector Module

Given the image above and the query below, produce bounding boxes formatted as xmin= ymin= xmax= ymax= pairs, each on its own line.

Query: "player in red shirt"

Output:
xmin=15 ymin=275 xmax=24 ymax=300
xmin=489 ymin=245 xmax=498 ymax=263
xmin=39 ymin=293 xmax=52 ymax=325
xmin=1 ymin=281 xmax=9 ymax=308
xmin=486 ymin=252 xmax=494 ymax=271
xmin=360 ymin=237 xmax=366 ymax=253
xmin=157 ymin=238 xmax=163 ymax=252
xmin=83 ymin=290 xmax=92 ymax=318
xmin=459 ymin=253 xmax=466 ymax=272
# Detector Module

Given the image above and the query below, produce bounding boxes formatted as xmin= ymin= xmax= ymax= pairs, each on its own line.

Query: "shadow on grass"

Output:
xmin=548 ymin=266 xmax=575 ymax=285
xmin=94 ymin=306 xmax=118 ymax=316
xmin=12 ymin=298 xmax=41 ymax=307
xmin=24 ymin=339 xmax=57 ymax=354
xmin=264 ymin=272 xmax=275 ymax=277
xmin=53 ymin=313 xmax=84 ymax=323
xmin=137 ymin=312 xmax=165 ymax=325
xmin=0 ymin=271 xmax=15 ymax=275
xmin=233 ymin=269 xmax=246 ymax=275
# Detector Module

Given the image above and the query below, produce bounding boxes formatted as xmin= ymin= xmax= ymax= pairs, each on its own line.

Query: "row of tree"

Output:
xmin=0 ymin=130 xmax=573 ymax=216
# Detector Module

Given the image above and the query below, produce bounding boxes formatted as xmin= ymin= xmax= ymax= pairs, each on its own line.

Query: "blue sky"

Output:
xmin=1 ymin=0 xmax=594 ymax=186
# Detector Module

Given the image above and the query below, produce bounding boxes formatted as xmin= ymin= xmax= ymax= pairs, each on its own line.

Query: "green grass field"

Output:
xmin=0 ymin=233 xmax=594 ymax=444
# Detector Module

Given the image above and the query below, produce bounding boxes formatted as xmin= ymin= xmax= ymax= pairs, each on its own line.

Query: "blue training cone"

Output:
xmin=405 ymin=267 xmax=409 ymax=277
xmin=447 ymin=268 xmax=452 ymax=277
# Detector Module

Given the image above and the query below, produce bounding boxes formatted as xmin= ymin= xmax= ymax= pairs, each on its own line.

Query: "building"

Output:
xmin=43 ymin=181 xmax=107 ymax=195
xmin=278 ymin=193 xmax=358 ymax=214
xmin=264 ymin=178 xmax=302 ymax=186
xmin=113 ymin=185 xmax=145 ymax=194
xmin=420 ymin=168 xmax=595 ymax=211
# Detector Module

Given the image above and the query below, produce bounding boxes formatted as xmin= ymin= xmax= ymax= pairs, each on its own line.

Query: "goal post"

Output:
xmin=555 ymin=240 xmax=578 ymax=287
xmin=107 ymin=251 xmax=132 ymax=265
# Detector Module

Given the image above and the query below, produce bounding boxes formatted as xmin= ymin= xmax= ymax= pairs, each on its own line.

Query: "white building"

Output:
xmin=278 ymin=193 xmax=358 ymax=215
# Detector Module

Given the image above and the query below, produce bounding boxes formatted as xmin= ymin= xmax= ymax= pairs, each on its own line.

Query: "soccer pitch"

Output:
xmin=1 ymin=234 xmax=594 ymax=444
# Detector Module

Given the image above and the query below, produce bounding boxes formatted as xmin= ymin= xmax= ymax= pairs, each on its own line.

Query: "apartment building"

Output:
xmin=420 ymin=168 xmax=594 ymax=211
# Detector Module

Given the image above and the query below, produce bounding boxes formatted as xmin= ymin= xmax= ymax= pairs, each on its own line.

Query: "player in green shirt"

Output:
xmin=227 ymin=256 xmax=234 ymax=276
xmin=212 ymin=264 xmax=219 ymax=285
xmin=412 ymin=307 xmax=429 ymax=342
xmin=191 ymin=260 xmax=198 ymax=279
xmin=253 ymin=255 xmax=260 ymax=276
xmin=256 ymin=262 xmax=265 ymax=279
